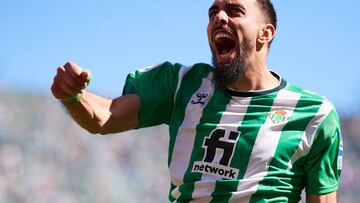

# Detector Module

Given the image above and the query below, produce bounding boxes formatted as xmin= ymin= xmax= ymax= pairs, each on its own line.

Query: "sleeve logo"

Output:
xmin=191 ymin=92 xmax=209 ymax=105
xmin=338 ymin=133 xmax=343 ymax=170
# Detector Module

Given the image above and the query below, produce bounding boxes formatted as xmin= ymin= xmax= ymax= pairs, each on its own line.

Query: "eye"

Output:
xmin=208 ymin=10 xmax=218 ymax=20
xmin=227 ymin=7 xmax=244 ymax=17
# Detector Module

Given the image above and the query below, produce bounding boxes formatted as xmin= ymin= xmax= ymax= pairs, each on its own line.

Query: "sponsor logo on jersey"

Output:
xmin=192 ymin=128 xmax=240 ymax=179
xmin=191 ymin=92 xmax=209 ymax=105
xmin=267 ymin=109 xmax=292 ymax=124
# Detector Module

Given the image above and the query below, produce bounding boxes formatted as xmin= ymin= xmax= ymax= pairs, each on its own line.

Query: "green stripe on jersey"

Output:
xmin=249 ymin=86 xmax=324 ymax=202
xmin=304 ymin=108 xmax=341 ymax=194
xmin=123 ymin=62 xmax=182 ymax=127
xmin=168 ymin=64 xmax=212 ymax=166
xmin=211 ymin=92 xmax=279 ymax=202
xmin=124 ymin=62 xmax=342 ymax=202
xmin=169 ymin=183 xmax=176 ymax=202
xmin=177 ymin=89 xmax=231 ymax=202
xmin=227 ymin=88 xmax=306 ymax=202
xmin=168 ymin=64 xmax=213 ymax=201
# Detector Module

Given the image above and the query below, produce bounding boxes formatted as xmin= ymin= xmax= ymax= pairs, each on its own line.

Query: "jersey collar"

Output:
xmin=224 ymin=71 xmax=287 ymax=97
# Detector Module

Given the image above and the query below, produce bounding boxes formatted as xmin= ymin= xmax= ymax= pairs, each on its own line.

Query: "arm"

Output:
xmin=304 ymin=105 xmax=342 ymax=203
xmin=63 ymin=91 xmax=140 ymax=134
xmin=51 ymin=61 xmax=140 ymax=134
xmin=306 ymin=191 xmax=337 ymax=203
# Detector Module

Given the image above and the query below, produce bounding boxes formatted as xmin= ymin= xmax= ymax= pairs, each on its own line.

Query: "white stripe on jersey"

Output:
xmin=169 ymin=72 xmax=214 ymax=189
xmin=190 ymin=97 xmax=252 ymax=202
xmin=229 ymin=89 xmax=301 ymax=203
xmin=288 ymin=99 xmax=334 ymax=167
xmin=174 ymin=65 xmax=193 ymax=103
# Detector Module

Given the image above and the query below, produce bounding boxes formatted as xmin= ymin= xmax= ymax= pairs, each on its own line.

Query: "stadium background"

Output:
xmin=0 ymin=0 xmax=359 ymax=202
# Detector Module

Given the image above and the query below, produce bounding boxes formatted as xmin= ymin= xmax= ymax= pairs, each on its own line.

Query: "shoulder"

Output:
xmin=149 ymin=62 xmax=214 ymax=84
xmin=285 ymin=83 xmax=340 ymax=142
xmin=285 ymin=83 xmax=336 ymax=112
xmin=285 ymin=82 xmax=339 ymax=128
xmin=131 ymin=61 xmax=213 ymax=75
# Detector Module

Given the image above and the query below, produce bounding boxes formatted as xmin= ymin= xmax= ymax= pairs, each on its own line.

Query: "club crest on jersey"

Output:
xmin=267 ymin=109 xmax=292 ymax=124
xmin=192 ymin=128 xmax=240 ymax=180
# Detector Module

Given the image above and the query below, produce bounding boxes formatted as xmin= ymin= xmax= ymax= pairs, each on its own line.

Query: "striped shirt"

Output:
xmin=123 ymin=62 xmax=343 ymax=203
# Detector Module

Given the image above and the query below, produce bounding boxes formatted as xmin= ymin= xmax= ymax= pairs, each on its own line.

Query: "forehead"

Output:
xmin=210 ymin=0 xmax=257 ymax=9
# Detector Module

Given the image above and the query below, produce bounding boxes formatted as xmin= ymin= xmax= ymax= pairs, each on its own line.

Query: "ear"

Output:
xmin=257 ymin=24 xmax=276 ymax=45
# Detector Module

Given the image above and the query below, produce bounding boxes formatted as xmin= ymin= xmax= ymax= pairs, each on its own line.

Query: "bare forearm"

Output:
xmin=63 ymin=92 xmax=140 ymax=134
xmin=52 ymin=61 xmax=140 ymax=134
xmin=306 ymin=192 xmax=337 ymax=203
xmin=63 ymin=91 xmax=112 ymax=134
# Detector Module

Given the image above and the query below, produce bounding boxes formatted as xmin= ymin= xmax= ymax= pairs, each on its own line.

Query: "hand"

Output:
xmin=51 ymin=61 xmax=90 ymax=101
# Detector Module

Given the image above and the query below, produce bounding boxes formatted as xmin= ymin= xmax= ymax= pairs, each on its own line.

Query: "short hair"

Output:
xmin=256 ymin=0 xmax=277 ymax=46
xmin=256 ymin=0 xmax=277 ymax=29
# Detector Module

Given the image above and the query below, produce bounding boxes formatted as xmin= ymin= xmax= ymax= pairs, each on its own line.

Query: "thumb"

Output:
xmin=80 ymin=71 xmax=88 ymax=80
xmin=80 ymin=69 xmax=92 ymax=88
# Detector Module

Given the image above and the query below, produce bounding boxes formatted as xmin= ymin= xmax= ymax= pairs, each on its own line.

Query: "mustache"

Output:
xmin=212 ymin=25 xmax=236 ymax=36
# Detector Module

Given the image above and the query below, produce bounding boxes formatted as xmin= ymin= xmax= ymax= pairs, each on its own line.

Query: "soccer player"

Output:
xmin=51 ymin=0 xmax=343 ymax=202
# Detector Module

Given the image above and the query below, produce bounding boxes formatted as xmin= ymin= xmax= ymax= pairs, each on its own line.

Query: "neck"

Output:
xmin=228 ymin=54 xmax=279 ymax=91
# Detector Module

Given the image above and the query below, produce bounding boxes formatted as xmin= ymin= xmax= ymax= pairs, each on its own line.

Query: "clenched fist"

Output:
xmin=51 ymin=61 xmax=91 ymax=102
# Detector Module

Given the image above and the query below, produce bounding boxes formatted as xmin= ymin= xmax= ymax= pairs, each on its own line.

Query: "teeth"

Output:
xmin=215 ymin=32 xmax=232 ymax=41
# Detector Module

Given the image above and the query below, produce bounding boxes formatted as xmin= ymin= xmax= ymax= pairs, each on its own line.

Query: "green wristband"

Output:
xmin=62 ymin=93 xmax=83 ymax=104
xmin=62 ymin=68 xmax=92 ymax=104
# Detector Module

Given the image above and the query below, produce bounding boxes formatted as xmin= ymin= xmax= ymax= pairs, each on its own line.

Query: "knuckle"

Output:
xmin=50 ymin=84 xmax=55 ymax=92
xmin=51 ymin=85 xmax=61 ymax=99
xmin=53 ymin=75 xmax=62 ymax=84
xmin=65 ymin=61 xmax=72 ymax=66
xmin=57 ymin=67 xmax=64 ymax=74
xmin=64 ymin=61 xmax=74 ymax=70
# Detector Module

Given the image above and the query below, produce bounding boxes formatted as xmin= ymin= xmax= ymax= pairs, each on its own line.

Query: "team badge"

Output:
xmin=267 ymin=109 xmax=292 ymax=124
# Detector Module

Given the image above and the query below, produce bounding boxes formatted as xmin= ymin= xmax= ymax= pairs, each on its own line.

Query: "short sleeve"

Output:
xmin=305 ymin=108 xmax=343 ymax=194
xmin=122 ymin=62 xmax=182 ymax=128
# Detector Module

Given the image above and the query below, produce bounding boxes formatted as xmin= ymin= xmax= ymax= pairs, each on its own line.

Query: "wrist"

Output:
xmin=62 ymin=93 xmax=83 ymax=104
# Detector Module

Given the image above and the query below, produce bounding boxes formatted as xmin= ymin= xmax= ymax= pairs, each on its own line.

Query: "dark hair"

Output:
xmin=256 ymin=0 xmax=277 ymax=29
xmin=256 ymin=0 xmax=277 ymax=46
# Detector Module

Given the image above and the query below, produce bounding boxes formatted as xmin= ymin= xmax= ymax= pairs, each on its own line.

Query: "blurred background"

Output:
xmin=0 ymin=0 xmax=359 ymax=202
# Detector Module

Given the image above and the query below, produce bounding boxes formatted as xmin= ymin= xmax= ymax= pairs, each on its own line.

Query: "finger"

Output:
xmin=80 ymin=71 xmax=88 ymax=81
xmin=63 ymin=61 xmax=84 ymax=86
xmin=51 ymin=83 xmax=72 ymax=100
xmin=57 ymin=67 xmax=83 ymax=91
xmin=53 ymin=74 xmax=80 ymax=97
xmin=79 ymin=70 xmax=92 ymax=89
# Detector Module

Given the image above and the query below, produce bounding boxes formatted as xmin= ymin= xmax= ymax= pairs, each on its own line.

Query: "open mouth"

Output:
xmin=214 ymin=31 xmax=236 ymax=56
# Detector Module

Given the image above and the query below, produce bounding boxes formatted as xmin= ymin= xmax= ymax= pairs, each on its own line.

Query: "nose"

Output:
xmin=214 ymin=11 xmax=228 ymax=25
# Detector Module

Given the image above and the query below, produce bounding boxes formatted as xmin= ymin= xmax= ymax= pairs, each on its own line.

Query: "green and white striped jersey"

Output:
xmin=123 ymin=62 xmax=343 ymax=203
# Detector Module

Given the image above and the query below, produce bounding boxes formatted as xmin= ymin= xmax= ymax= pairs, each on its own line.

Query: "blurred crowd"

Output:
xmin=0 ymin=89 xmax=359 ymax=203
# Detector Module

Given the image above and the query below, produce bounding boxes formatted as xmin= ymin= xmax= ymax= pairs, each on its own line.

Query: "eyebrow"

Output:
xmin=226 ymin=3 xmax=246 ymax=12
xmin=208 ymin=4 xmax=219 ymax=14
xmin=208 ymin=3 xmax=246 ymax=14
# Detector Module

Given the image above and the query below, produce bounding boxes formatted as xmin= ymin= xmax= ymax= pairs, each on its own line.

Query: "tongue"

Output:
xmin=216 ymin=37 xmax=235 ymax=55
xmin=221 ymin=48 xmax=230 ymax=55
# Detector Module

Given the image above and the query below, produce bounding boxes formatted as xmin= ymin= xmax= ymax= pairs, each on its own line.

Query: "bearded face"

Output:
xmin=207 ymin=0 xmax=265 ymax=89
xmin=211 ymin=36 xmax=253 ymax=89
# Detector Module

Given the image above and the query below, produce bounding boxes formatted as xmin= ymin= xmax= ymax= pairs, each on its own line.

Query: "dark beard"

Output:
xmin=212 ymin=39 xmax=252 ymax=90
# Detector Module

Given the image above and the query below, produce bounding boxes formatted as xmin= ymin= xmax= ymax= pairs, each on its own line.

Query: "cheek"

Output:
xmin=237 ymin=27 xmax=259 ymax=46
xmin=207 ymin=24 xmax=211 ymax=37
xmin=207 ymin=25 xmax=214 ymax=45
